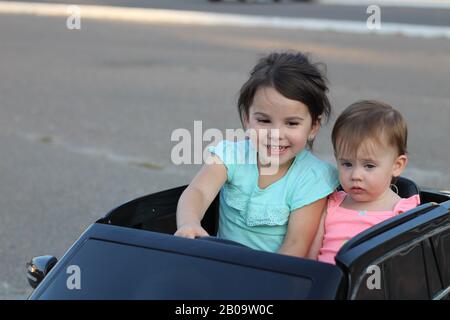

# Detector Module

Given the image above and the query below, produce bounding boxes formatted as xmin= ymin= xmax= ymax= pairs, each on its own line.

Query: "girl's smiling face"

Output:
xmin=244 ymin=86 xmax=320 ymax=170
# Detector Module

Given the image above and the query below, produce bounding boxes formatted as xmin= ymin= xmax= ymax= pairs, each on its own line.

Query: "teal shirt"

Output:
xmin=208 ymin=139 xmax=339 ymax=253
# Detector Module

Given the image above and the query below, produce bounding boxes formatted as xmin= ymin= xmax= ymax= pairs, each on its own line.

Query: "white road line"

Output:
xmin=0 ymin=1 xmax=450 ymax=39
xmin=320 ymin=0 xmax=450 ymax=9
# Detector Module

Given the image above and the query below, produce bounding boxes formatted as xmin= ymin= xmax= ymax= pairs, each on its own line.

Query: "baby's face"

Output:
xmin=245 ymin=86 xmax=319 ymax=171
xmin=336 ymin=139 xmax=407 ymax=204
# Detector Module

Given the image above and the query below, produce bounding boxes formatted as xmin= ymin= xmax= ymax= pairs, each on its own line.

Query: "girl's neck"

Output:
xmin=342 ymin=189 xmax=401 ymax=212
xmin=256 ymin=157 xmax=294 ymax=189
xmin=257 ymin=155 xmax=294 ymax=175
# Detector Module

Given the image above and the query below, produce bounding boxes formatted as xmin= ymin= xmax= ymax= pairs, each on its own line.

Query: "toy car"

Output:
xmin=26 ymin=177 xmax=450 ymax=299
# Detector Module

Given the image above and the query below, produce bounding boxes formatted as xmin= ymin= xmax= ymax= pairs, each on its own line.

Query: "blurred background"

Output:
xmin=1 ymin=0 xmax=449 ymax=299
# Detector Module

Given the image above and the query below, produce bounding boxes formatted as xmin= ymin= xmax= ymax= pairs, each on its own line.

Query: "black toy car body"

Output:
xmin=27 ymin=177 xmax=450 ymax=299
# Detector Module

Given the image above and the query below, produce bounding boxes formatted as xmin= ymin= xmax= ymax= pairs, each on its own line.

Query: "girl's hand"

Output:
xmin=174 ymin=223 xmax=209 ymax=239
xmin=175 ymin=154 xmax=227 ymax=239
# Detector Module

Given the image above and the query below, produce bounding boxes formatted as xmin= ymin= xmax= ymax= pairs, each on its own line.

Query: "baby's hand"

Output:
xmin=174 ymin=223 xmax=209 ymax=239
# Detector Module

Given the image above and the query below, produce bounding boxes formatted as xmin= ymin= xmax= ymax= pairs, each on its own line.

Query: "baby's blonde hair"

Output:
xmin=332 ymin=100 xmax=407 ymax=159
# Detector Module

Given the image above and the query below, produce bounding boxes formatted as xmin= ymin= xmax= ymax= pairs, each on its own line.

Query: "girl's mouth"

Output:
xmin=264 ymin=145 xmax=289 ymax=156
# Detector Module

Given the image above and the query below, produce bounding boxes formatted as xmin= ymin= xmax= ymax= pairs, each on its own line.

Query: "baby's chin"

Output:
xmin=345 ymin=192 xmax=378 ymax=204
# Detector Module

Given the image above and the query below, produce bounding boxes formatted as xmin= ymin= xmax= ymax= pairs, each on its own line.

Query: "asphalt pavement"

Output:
xmin=0 ymin=0 xmax=449 ymax=299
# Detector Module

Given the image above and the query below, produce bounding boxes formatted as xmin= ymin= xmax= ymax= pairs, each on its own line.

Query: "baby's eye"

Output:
xmin=257 ymin=119 xmax=270 ymax=124
xmin=365 ymin=164 xmax=376 ymax=169
xmin=286 ymin=122 xmax=299 ymax=127
xmin=341 ymin=162 xmax=352 ymax=168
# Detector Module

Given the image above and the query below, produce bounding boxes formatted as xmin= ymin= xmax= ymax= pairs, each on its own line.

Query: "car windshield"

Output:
xmin=34 ymin=239 xmax=313 ymax=299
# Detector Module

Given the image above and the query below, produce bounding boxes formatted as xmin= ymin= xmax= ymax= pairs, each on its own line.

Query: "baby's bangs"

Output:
xmin=334 ymin=124 xmax=384 ymax=159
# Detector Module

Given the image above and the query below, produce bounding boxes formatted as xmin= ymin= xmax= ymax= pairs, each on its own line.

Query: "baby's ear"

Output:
xmin=393 ymin=154 xmax=408 ymax=177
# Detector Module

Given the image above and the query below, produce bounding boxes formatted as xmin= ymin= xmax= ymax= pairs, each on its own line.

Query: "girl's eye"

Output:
xmin=365 ymin=164 xmax=376 ymax=169
xmin=257 ymin=119 xmax=270 ymax=124
xmin=287 ymin=122 xmax=299 ymax=127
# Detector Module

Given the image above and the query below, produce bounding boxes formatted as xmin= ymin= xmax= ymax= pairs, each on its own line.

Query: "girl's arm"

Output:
xmin=175 ymin=155 xmax=227 ymax=239
xmin=278 ymin=197 xmax=327 ymax=258
xmin=306 ymin=206 xmax=327 ymax=260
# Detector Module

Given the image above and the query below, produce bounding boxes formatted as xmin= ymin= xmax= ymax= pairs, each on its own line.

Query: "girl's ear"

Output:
xmin=309 ymin=117 xmax=322 ymax=140
xmin=392 ymin=154 xmax=408 ymax=177
xmin=242 ymin=112 xmax=250 ymax=130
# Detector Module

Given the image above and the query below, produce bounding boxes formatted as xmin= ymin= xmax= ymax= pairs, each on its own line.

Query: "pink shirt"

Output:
xmin=318 ymin=191 xmax=420 ymax=265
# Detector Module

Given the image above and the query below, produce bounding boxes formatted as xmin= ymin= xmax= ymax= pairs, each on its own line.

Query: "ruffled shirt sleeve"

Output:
xmin=290 ymin=154 xmax=340 ymax=212
xmin=394 ymin=194 xmax=421 ymax=214
xmin=207 ymin=140 xmax=250 ymax=182
xmin=326 ymin=191 xmax=346 ymax=211
xmin=207 ymin=140 xmax=235 ymax=182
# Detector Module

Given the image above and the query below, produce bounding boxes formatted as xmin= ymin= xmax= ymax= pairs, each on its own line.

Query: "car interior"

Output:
xmin=102 ymin=176 xmax=446 ymax=236
xmin=99 ymin=175 xmax=450 ymax=299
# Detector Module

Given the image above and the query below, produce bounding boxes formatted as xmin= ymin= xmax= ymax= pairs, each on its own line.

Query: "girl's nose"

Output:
xmin=267 ymin=127 xmax=285 ymax=142
xmin=269 ymin=128 xmax=279 ymax=138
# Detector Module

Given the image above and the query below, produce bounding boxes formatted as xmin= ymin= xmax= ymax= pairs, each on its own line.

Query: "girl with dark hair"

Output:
xmin=175 ymin=52 xmax=339 ymax=257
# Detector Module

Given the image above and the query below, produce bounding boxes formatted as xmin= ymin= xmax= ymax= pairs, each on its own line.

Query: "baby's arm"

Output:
xmin=175 ymin=155 xmax=227 ymax=239
xmin=278 ymin=197 xmax=327 ymax=258
xmin=306 ymin=205 xmax=327 ymax=260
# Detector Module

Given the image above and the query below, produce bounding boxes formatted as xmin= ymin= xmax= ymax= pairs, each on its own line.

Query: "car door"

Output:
xmin=335 ymin=200 xmax=450 ymax=300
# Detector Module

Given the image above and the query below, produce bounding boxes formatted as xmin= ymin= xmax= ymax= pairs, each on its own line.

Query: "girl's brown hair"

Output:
xmin=332 ymin=100 xmax=407 ymax=158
